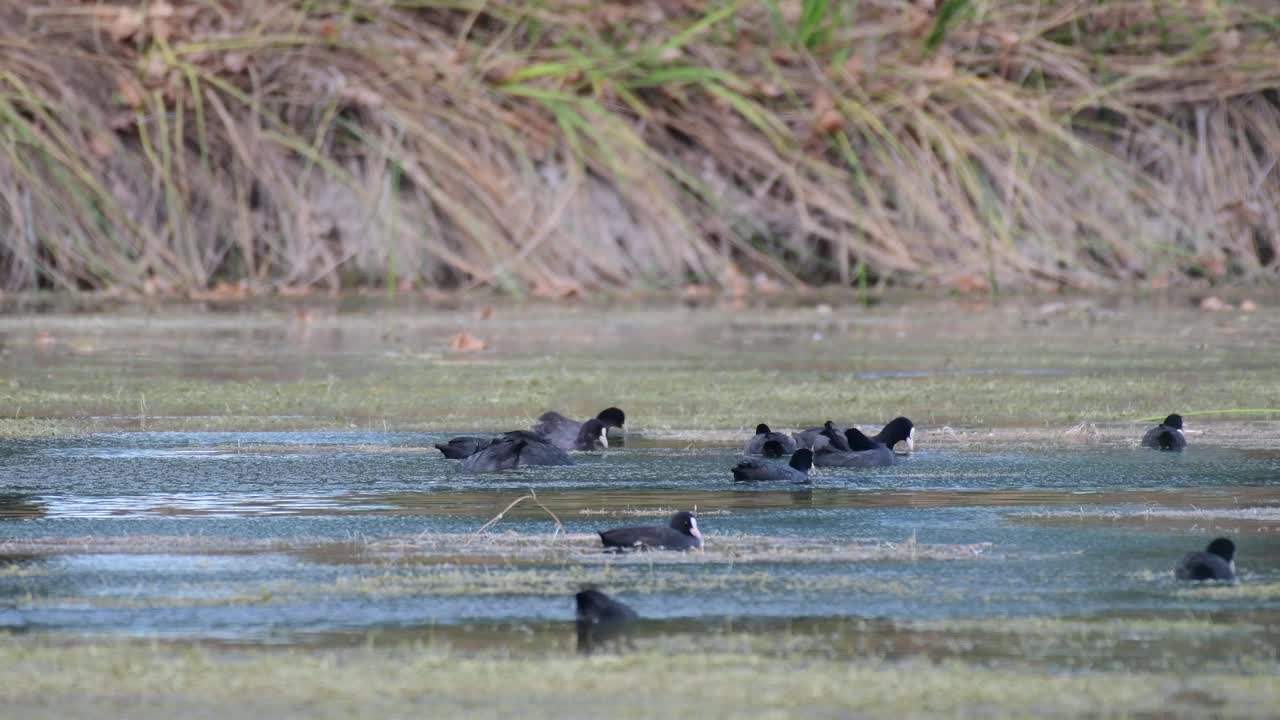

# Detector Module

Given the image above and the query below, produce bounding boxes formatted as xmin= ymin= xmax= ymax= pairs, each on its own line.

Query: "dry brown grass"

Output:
xmin=0 ymin=0 xmax=1277 ymax=295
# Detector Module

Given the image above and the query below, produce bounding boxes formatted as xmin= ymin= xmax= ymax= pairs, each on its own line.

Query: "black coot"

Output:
xmin=599 ymin=511 xmax=703 ymax=551
xmin=1175 ymin=537 xmax=1236 ymax=582
xmin=575 ymin=588 xmax=638 ymax=654
xmin=534 ymin=407 xmax=626 ymax=450
xmin=1142 ymin=414 xmax=1186 ymax=451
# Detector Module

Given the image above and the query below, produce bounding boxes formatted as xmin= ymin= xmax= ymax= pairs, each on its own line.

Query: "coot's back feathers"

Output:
xmin=534 ymin=407 xmax=626 ymax=451
xmin=1142 ymin=413 xmax=1186 ymax=451
xmin=732 ymin=448 xmax=813 ymax=483
xmin=761 ymin=439 xmax=786 ymax=458
xmin=792 ymin=421 xmax=850 ymax=452
xmin=745 ymin=423 xmax=798 ymax=455
xmin=813 ymin=428 xmax=896 ymax=468
xmin=459 ymin=436 xmax=574 ymax=472
xmin=434 ymin=436 xmax=491 ymax=459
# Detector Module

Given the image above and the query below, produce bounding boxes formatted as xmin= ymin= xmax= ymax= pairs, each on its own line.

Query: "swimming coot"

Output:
xmin=599 ymin=511 xmax=703 ymax=551
xmin=732 ymin=448 xmax=813 ymax=483
xmin=437 ymin=418 xmax=605 ymax=460
xmin=813 ymin=428 xmax=896 ymax=468
xmin=745 ymin=423 xmax=798 ymax=455
xmin=1175 ymin=537 xmax=1236 ymax=582
xmin=575 ymin=588 xmax=638 ymax=655
xmin=1141 ymin=414 xmax=1186 ymax=451
xmin=534 ymin=407 xmax=626 ymax=450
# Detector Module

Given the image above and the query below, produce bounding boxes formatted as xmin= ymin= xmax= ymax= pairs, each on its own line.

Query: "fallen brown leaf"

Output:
xmin=950 ymin=273 xmax=989 ymax=293
xmin=191 ymin=281 xmax=248 ymax=301
xmin=530 ymin=278 xmax=582 ymax=299
xmin=277 ymin=285 xmax=313 ymax=298
xmin=89 ymin=131 xmax=114 ymax=159
xmin=1199 ymin=296 xmax=1233 ymax=312
xmin=109 ymin=8 xmax=144 ymax=42
xmin=449 ymin=332 xmax=488 ymax=352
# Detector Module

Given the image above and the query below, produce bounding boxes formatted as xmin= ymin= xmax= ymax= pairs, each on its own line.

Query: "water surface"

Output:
xmin=3 ymin=431 xmax=1277 ymax=653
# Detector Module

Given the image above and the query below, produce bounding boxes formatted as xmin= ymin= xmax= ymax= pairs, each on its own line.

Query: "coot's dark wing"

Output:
xmin=515 ymin=439 xmax=575 ymax=466
xmin=1141 ymin=423 xmax=1186 ymax=450
xmin=791 ymin=427 xmax=825 ymax=450
xmin=768 ymin=433 xmax=797 ymax=455
xmin=460 ymin=439 xmax=525 ymax=472
xmin=1157 ymin=428 xmax=1186 ymax=451
xmin=532 ymin=411 xmax=581 ymax=450
xmin=812 ymin=445 xmax=895 ymax=468
xmin=732 ymin=458 xmax=773 ymax=482
xmin=503 ymin=430 xmax=549 ymax=443
xmin=434 ymin=436 xmax=491 ymax=459
xmin=1140 ymin=425 xmax=1163 ymax=448
xmin=732 ymin=458 xmax=806 ymax=482
xmin=534 ymin=410 xmax=573 ymax=429
xmin=746 ymin=432 xmax=797 ymax=455
xmin=795 ymin=423 xmax=853 ymax=451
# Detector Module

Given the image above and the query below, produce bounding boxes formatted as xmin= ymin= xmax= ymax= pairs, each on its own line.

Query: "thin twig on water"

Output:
xmin=464 ymin=489 xmax=564 ymax=546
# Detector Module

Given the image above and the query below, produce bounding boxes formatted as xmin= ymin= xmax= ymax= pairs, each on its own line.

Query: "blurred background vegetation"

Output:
xmin=1 ymin=0 xmax=1277 ymax=298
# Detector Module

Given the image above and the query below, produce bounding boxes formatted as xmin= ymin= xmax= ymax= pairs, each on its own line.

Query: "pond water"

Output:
xmin=3 ymin=430 xmax=1278 ymax=653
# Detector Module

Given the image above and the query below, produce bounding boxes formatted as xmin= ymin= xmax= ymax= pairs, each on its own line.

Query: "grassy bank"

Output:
xmin=1 ymin=298 xmax=1277 ymax=438
xmin=3 ymin=640 xmax=1278 ymax=719
xmin=1 ymin=1 xmax=1277 ymax=295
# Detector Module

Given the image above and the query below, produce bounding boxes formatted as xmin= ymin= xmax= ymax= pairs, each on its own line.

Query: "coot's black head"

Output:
xmin=575 ymin=588 xmax=615 ymax=617
xmin=578 ymin=418 xmax=608 ymax=448
xmin=596 ymin=407 xmax=626 ymax=428
xmin=789 ymin=448 xmax=813 ymax=472
xmin=761 ymin=439 xmax=785 ymax=458
xmin=669 ymin=511 xmax=701 ymax=539
xmin=1163 ymin=414 xmax=1184 ymax=430
xmin=878 ymin=417 xmax=915 ymax=452
xmin=823 ymin=420 xmax=836 ymax=430
xmin=843 ymin=428 xmax=879 ymax=451
xmin=1206 ymin=537 xmax=1235 ymax=562
xmin=755 ymin=423 xmax=772 ymax=435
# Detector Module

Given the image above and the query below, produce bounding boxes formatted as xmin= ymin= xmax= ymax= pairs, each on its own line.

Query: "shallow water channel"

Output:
xmin=2 ymin=430 xmax=1278 ymax=656
xmin=1 ymin=300 xmax=1278 ymax=674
